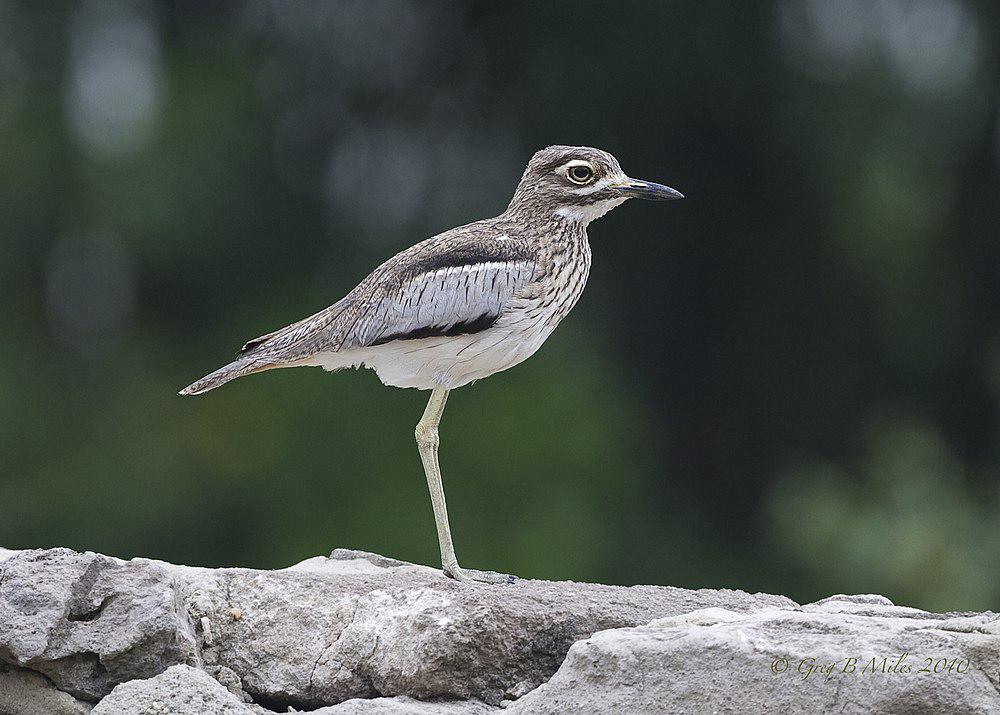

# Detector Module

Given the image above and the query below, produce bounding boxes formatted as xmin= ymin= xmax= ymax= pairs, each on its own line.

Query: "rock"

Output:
xmin=90 ymin=665 xmax=498 ymax=715
xmin=0 ymin=549 xmax=199 ymax=701
xmin=0 ymin=547 xmax=791 ymax=710
xmin=0 ymin=664 xmax=93 ymax=715
xmin=6 ymin=547 xmax=995 ymax=713
xmin=310 ymin=695 xmax=497 ymax=714
xmin=91 ymin=664 xmax=250 ymax=714
xmin=206 ymin=664 xmax=252 ymax=703
xmin=88 ymin=664 xmax=496 ymax=715
xmin=508 ymin=599 xmax=1000 ymax=714
xmin=204 ymin=552 xmax=793 ymax=709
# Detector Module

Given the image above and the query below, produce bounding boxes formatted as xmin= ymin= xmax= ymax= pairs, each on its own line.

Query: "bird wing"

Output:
xmin=233 ymin=225 xmax=540 ymax=363
xmin=343 ymin=235 xmax=540 ymax=350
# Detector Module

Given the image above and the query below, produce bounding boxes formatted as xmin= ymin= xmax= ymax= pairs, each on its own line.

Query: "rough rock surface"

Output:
xmin=0 ymin=664 xmax=92 ymax=715
xmin=91 ymin=665 xmax=248 ymax=714
xmin=0 ymin=550 xmax=198 ymax=700
xmin=510 ymin=595 xmax=1000 ymax=714
xmin=0 ymin=547 xmax=789 ymax=710
xmin=1 ymin=547 xmax=997 ymax=714
xmin=92 ymin=664 xmax=496 ymax=715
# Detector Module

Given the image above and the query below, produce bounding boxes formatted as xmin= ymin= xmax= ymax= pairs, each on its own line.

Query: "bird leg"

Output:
xmin=415 ymin=388 xmax=515 ymax=585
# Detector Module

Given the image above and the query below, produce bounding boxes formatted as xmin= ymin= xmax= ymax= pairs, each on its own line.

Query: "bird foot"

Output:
xmin=443 ymin=564 xmax=517 ymax=584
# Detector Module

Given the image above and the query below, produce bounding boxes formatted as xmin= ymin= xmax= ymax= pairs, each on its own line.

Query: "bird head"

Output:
xmin=506 ymin=145 xmax=683 ymax=225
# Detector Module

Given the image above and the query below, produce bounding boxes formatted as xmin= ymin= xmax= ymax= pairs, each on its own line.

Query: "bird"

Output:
xmin=180 ymin=145 xmax=683 ymax=584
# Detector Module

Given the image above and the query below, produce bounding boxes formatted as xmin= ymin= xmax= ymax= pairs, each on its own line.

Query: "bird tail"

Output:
xmin=178 ymin=357 xmax=273 ymax=396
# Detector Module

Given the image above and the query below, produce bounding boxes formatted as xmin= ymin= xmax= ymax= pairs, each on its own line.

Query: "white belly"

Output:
xmin=305 ymin=308 xmax=560 ymax=390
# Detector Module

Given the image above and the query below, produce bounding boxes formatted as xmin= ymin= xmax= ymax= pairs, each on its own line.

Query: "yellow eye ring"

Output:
xmin=567 ymin=164 xmax=595 ymax=185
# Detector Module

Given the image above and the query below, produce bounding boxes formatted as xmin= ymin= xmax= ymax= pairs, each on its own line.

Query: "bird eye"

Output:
xmin=567 ymin=164 xmax=595 ymax=185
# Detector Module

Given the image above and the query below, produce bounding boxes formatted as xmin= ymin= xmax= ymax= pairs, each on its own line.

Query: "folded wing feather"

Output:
xmin=349 ymin=259 xmax=538 ymax=348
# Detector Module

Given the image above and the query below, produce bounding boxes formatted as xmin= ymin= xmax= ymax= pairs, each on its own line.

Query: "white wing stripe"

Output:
xmin=351 ymin=259 xmax=537 ymax=347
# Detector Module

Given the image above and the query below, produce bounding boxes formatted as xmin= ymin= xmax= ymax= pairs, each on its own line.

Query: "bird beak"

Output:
xmin=613 ymin=179 xmax=684 ymax=201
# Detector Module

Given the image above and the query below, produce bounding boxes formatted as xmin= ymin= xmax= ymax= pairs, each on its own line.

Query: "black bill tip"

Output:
xmin=617 ymin=180 xmax=684 ymax=201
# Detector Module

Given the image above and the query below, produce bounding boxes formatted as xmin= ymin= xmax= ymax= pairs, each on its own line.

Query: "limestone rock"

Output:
xmin=0 ymin=549 xmax=199 ymax=701
xmin=309 ymin=695 xmax=497 ymax=714
xmin=91 ymin=664 xmax=250 ymax=715
xmin=7 ymin=547 xmax=995 ymax=713
xmin=508 ymin=595 xmax=1000 ymax=714
xmin=0 ymin=547 xmax=791 ymax=709
xmin=69 ymin=665 xmax=476 ymax=715
xmin=0 ymin=664 xmax=93 ymax=715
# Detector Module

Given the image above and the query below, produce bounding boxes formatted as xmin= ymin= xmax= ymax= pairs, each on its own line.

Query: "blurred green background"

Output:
xmin=2 ymin=1 xmax=999 ymax=612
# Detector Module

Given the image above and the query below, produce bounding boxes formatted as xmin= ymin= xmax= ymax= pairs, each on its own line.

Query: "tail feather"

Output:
xmin=180 ymin=298 xmax=351 ymax=396
xmin=178 ymin=358 xmax=272 ymax=396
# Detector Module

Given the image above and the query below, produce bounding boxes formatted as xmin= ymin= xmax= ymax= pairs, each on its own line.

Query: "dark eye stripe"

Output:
xmin=565 ymin=187 xmax=619 ymax=205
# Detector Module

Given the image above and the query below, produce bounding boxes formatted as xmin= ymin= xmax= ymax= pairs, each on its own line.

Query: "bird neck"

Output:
xmin=503 ymin=200 xmax=596 ymax=233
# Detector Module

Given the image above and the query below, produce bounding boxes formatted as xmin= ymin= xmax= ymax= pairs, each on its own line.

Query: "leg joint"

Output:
xmin=415 ymin=422 xmax=439 ymax=449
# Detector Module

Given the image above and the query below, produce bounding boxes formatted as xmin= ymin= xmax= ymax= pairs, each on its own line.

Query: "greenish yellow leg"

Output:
xmin=415 ymin=388 xmax=514 ymax=585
